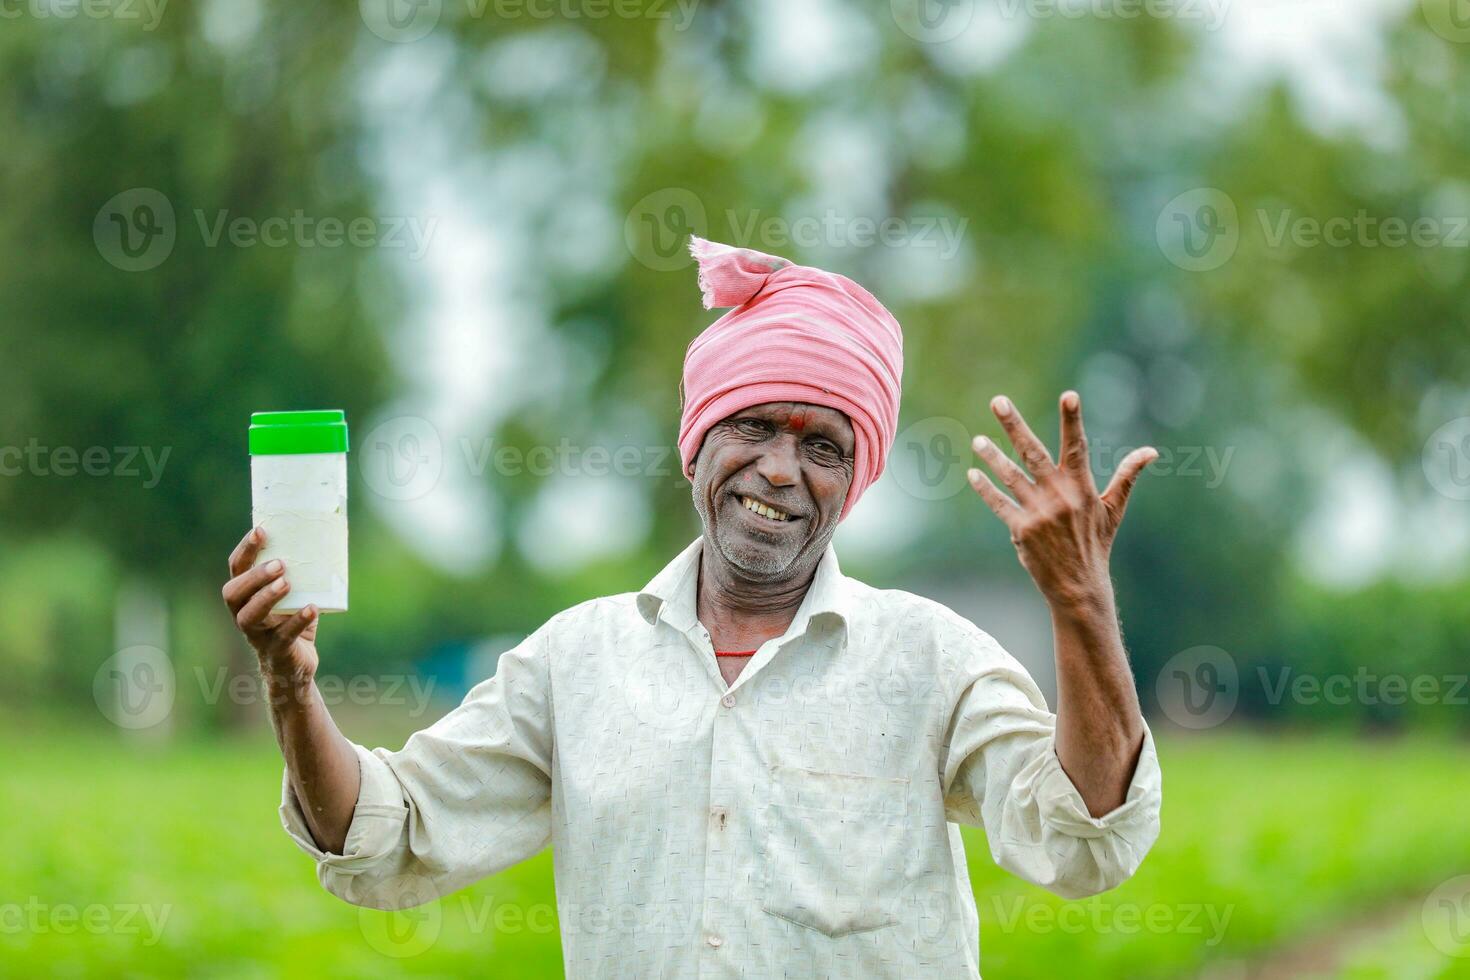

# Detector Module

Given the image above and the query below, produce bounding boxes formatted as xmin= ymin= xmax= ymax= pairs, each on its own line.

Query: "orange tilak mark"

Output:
xmin=788 ymin=410 xmax=806 ymax=431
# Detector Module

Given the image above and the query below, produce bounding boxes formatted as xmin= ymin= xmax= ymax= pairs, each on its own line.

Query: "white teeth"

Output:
xmin=740 ymin=495 xmax=790 ymax=521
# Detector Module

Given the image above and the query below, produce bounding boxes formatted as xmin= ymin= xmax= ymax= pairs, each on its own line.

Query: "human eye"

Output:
xmin=735 ymin=418 xmax=773 ymax=436
xmin=807 ymin=437 xmax=842 ymax=457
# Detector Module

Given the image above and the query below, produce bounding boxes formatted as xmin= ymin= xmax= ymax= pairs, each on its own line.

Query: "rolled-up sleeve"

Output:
xmin=940 ymin=637 xmax=1163 ymax=900
xmin=278 ymin=625 xmax=556 ymax=910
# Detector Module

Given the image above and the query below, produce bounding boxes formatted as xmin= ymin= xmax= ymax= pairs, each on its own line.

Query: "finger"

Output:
xmin=972 ymin=434 xmax=1036 ymax=502
xmin=1057 ymin=390 xmax=1098 ymax=492
xmin=276 ymin=605 xmax=318 ymax=647
xmin=967 ymin=467 xmax=1021 ymax=526
xmin=234 ymin=576 xmax=290 ymax=633
xmin=228 ymin=526 xmax=266 ymax=577
xmin=1101 ymin=447 xmax=1158 ymax=524
xmin=221 ymin=559 xmax=285 ymax=613
xmin=991 ymin=396 xmax=1057 ymax=483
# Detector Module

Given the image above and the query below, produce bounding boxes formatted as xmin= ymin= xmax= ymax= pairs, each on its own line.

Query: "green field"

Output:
xmin=8 ymin=722 xmax=1470 ymax=979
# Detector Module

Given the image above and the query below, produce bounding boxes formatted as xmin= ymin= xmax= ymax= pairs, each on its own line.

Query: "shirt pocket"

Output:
xmin=761 ymin=764 xmax=911 ymax=938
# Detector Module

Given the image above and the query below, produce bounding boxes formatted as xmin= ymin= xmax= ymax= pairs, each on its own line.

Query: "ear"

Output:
xmin=685 ymin=435 xmax=708 ymax=482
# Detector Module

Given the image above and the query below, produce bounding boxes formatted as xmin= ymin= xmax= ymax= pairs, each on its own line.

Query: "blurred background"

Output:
xmin=4 ymin=0 xmax=1470 ymax=975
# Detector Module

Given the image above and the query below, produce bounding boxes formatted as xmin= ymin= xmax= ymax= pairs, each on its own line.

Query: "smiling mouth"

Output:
xmin=735 ymin=494 xmax=797 ymax=523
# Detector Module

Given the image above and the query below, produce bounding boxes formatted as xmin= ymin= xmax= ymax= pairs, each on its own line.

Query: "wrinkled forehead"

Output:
xmin=726 ymin=401 xmax=854 ymax=440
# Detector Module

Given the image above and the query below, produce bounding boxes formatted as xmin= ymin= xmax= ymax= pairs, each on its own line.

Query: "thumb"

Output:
xmin=1101 ymin=447 xmax=1157 ymax=530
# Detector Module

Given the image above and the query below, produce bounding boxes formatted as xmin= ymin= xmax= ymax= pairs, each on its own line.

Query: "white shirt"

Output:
xmin=281 ymin=534 xmax=1163 ymax=978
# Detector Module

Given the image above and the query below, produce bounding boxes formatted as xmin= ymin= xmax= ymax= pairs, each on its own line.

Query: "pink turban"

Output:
xmin=677 ymin=237 xmax=904 ymax=522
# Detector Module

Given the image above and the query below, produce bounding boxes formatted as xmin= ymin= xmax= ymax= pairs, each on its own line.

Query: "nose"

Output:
xmin=754 ymin=434 xmax=800 ymax=489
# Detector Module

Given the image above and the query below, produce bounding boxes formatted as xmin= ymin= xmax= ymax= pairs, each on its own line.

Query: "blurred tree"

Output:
xmin=1 ymin=3 xmax=1465 ymax=729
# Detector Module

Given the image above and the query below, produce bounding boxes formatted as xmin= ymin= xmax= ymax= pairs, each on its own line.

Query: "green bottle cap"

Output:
xmin=249 ymin=410 xmax=350 ymax=455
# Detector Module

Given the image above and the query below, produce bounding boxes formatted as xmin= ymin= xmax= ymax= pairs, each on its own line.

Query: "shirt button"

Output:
xmin=706 ymin=933 xmax=723 ymax=948
xmin=720 ymin=693 xmax=736 ymax=709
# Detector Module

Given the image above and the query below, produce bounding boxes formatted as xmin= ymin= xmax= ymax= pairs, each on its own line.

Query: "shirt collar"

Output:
xmin=635 ymin=534 xmax=852 ymax=645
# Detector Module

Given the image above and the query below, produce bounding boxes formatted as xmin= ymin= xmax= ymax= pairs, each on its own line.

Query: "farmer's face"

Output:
xmin=689 ymin=401 xmax=855 ymax=580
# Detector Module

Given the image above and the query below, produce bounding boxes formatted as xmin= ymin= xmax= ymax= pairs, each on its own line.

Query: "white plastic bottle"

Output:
xmin=249 ymin=410 xmax=349 ymax=614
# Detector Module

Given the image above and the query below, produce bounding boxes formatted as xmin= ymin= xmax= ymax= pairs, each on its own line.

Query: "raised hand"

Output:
xmin=222 ymin=526 xmax=360 ymax=852
xmin=221 ymin=527 xmax=320 ymax=689
xmin=966 ymin=392 xmax=1155 ymax=613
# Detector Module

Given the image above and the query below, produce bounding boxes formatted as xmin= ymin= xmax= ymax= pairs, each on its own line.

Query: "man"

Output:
xmin=222 ymin=237 xmax=1162 ymax=977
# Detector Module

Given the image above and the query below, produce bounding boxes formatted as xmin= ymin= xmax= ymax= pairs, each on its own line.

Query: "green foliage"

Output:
xmin=0 ymin=0 xmax=1466 ymax=724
